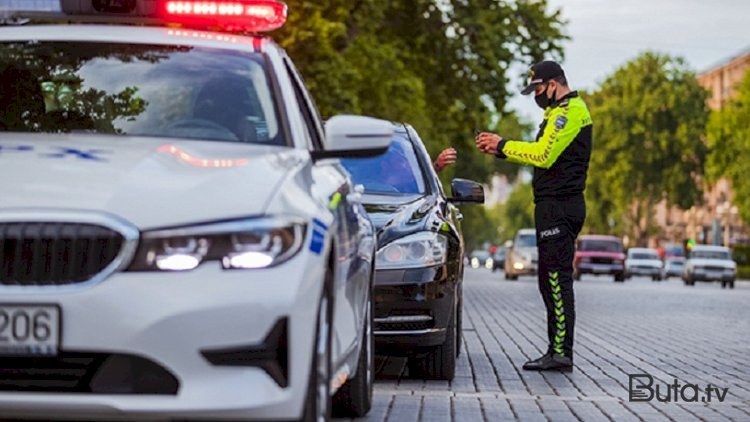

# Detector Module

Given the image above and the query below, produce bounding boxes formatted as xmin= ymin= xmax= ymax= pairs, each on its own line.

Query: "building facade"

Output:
xmin=655 ymin=48 xmax=750 ymax=247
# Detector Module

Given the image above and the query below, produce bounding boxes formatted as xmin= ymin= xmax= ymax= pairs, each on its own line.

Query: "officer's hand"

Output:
xmin=434 ymin=148 xmax=458 ymax=173
xmin=475 ymin=132 xmax=502 ymax=155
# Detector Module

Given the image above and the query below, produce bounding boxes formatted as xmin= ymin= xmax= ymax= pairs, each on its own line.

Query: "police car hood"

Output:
xmin=0 ymin=134 xmax=304 ymax=229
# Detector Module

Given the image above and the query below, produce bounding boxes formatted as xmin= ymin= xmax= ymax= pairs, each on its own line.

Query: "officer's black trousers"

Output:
xmin=535 ymin=195 xmax=586 ymax=358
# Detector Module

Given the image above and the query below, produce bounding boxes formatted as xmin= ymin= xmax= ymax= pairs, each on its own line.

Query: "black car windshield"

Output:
xmin=516 ymin=234 xmax=537 ymax=247
xmin=0 ymin=42 xmax=283 ymax=145
xmin=691 ymin=251 xmax=731 ymax=260
xmin=579 ymin=239 xmax=623 ymax=253
xmin=341 ymin=134 xmax=426 ymax=195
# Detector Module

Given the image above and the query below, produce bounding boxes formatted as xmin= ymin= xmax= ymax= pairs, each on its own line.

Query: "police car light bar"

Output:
xmin=51 ymin=0 xmax=287 ymax=33
xmin=163 ymin=1 xmax=287 ymax=32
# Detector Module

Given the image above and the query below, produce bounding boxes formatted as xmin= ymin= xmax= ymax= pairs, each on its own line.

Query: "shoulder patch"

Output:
xmin=554 ymin=116 xmax=568 ymax=130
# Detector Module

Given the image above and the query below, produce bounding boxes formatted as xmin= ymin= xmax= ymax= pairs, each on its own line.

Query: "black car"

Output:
xmin=341 ymin=123 xmax=484 ymax=380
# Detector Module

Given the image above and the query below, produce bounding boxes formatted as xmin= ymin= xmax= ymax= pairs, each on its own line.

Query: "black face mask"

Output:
xmin=534 ymin=85 xmax=557 ymax=109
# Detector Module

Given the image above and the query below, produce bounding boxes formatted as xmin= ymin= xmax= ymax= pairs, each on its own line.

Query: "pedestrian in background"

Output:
xmin=475 ymin=60 xmax=592 ymax=372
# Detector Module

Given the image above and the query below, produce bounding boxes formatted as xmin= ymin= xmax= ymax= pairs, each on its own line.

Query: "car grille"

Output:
xmin=0 ymin=222 xmax=125 ymax=286
xmin=592 ymin=257 xmax=614 ymax=264
xmin=375 ymin=320 xmax=433 ymax=331
xmin=700 ymin=266 xmax=726 ymax=272
xmin=0 ymin=352 xmax=178 ymax=394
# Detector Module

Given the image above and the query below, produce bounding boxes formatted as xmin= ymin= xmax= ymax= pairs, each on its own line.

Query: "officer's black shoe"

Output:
xmin=522 ymin=353 xmax=573 ymax=372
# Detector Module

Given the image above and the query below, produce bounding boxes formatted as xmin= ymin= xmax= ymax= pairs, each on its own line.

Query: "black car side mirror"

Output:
xmin=448 ymin=178 xmax=485 ymax=204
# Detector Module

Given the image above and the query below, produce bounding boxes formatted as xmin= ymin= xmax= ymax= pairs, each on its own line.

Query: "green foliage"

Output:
xmin=275 ymin=0 xmax=567 ymax=184
xmin=499 ymin=182 xmax=535 ymax=241
xmin=707 ymin=71 xmax=750 ymax=226
xmin=737 ymin=266 xmax=750 ymax=281
xmin=585 ymin=52 xmax=709 ymax=244
xmin=732 ymin=245 xmax=750 ymax=267
xmin=459 ymin=181 xmax=535 ymax=251
xmin=458 ymin=204 xmax=502 ymax=252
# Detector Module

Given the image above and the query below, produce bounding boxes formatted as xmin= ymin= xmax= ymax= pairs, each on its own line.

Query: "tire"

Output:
xmin=686 ymin=276 xmax=695 ymax=286
xmin=409 ymin=302 xmax=457 ymax=381
xmin=730 ymin=279 xmax=735 ymax=289
xmin=573 ymin=272 xmax=581 ymax=281
xmin=614 ymin=273 xmax=625 ymax=282
xmin=721 ymin=280 xmax=727 ymax=289
xmin=332 ymin=293 xmax=373 ymax=417
xmin=301 ymin=269 xmax=333 ymax=422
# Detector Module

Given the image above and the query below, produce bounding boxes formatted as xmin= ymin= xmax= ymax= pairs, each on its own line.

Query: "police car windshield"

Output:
xmin=340 ymin=135 xmax=427 ymax=195
xmin=0 ymin=41 xmax=284 ymax=145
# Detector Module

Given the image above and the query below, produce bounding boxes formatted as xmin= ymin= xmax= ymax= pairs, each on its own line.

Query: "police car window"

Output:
xmin=283 ymin=58 xmax=324 ymax=149
xmin=340 ymin=135 xmax=427 ymax=195
xmin=0 ymin=42 xmax=285 ymax=145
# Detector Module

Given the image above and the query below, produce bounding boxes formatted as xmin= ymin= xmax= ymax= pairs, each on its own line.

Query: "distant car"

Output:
xmin=662 ymin=257 xmax=685 ymax=279
xmin=491 ymin=247 xmax=507 ymax=272
xmin=504 ymin=229 xmax=538 ymax=280
xmin=470 ymin=250 xmax=492 ymax=269
xmin=683 ymin=245 xmax=737 ymax=288
xmin=625 ymin=248 xmax=663 ymax=281
xmin=573 ymin=235 xmax=626 ymax=282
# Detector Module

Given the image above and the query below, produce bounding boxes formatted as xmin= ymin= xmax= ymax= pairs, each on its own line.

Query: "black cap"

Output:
xmin=521 ymin=60 xmax=565 ymax=95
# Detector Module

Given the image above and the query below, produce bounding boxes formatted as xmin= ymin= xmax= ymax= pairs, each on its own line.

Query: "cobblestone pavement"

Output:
xmin=340 ymin=269 xmax=750 ymax=421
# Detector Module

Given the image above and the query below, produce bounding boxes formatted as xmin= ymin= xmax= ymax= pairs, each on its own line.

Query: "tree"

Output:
xmin=499 ymin=181 xmax=535 ymax=240
xmin=276 ymin=0 xmax=567 ymax=184
xmin=585 ymin=53 xmax=709 ymax=245
xmin=707 ymin=71 xmax=750 ymax=225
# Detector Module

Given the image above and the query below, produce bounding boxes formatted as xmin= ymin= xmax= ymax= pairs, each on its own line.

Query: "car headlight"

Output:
xmin=128 ymin=217 xmax=306 ymax=272
xmin=377 ymin=232 xmax=448 ymax=270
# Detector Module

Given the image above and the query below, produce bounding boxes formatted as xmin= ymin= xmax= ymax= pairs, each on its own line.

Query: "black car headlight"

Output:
xmin=128 ymin=217 xmax=306 ymax=272
xmin=376 ymin=232 xmax=448 ymax=270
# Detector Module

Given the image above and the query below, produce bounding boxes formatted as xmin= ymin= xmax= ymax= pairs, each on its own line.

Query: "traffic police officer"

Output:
xmin=475 ymin=60 xmax=592 ymax=372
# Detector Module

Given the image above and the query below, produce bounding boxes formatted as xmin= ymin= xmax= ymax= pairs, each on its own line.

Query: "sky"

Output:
xmin=509 ymin=0 xmax=750 ymax=122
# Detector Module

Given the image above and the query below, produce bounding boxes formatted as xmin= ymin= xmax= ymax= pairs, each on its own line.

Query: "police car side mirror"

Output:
xmin=448 ymin=178 xmax=485 ymax=204
xmin=312 ymin=115 xmax=392 ymax=161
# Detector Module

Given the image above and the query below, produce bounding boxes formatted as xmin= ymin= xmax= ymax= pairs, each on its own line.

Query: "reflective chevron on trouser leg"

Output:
xmin=549 ymin=271 xmax=566 ymax=356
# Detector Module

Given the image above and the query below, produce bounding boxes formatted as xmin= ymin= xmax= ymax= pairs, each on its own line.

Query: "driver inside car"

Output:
xmin=191 ymin=74 xmax=260 ymax=142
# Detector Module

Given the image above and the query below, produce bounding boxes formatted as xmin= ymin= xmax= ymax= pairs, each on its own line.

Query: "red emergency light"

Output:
xmin=55 ymin=0 xmax=288 ymax=33
xmin=162 ymin=0 xmax=287 ymax=32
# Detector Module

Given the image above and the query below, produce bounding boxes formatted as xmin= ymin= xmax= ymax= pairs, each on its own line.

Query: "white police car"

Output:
xmin=0 ymin=1 xmax=392 ymax=420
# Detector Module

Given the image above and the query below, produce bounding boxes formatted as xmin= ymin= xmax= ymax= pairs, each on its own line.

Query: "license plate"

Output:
xmin=706 ymin=272 xmax=722 ymax=280
xmin=592 ymin=265 xmax=610 ymax=273
xmin=0 ymin=305 xmax=60 ymax=356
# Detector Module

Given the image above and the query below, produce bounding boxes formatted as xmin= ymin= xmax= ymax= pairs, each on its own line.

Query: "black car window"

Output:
xmin=340 ymin=134 xmax=427 ymax=195
xmin=0 ymin=41 xmax=284 ymax=145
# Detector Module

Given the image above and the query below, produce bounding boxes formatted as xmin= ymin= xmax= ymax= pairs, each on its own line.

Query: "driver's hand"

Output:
xmin=434 ymin=148 xmax=457 ymax=173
